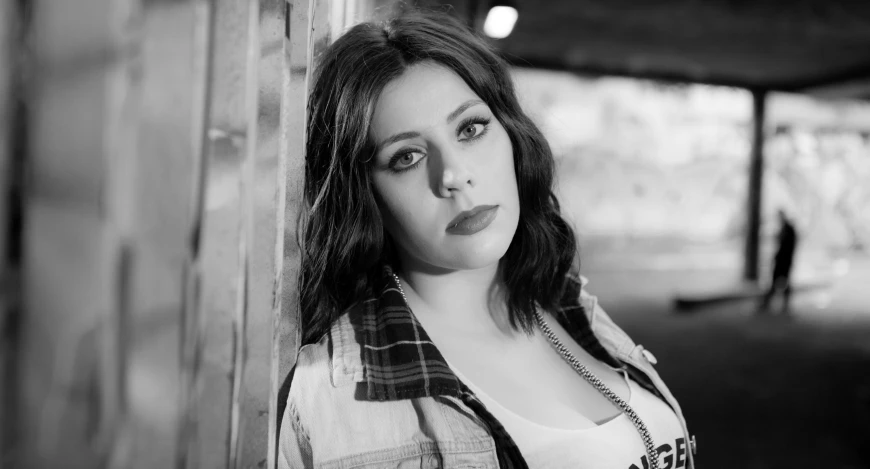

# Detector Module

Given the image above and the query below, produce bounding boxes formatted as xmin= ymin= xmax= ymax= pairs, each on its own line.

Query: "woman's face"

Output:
xmin=369 ymin=62 xmax=520 ymax=273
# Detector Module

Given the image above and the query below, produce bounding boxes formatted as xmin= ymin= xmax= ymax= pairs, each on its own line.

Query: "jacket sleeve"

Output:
xmin=278 ymin=396 xmax=314 ymax=469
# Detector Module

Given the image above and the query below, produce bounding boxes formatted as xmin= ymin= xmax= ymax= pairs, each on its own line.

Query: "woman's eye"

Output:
xmin=459 ymin=123 xmax=484 ymax=140
xmin=391 ymin=150 xmax=425 ymax=171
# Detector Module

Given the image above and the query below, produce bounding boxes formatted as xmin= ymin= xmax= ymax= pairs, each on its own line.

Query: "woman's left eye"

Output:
xmin=457 ymin=117 xmax=490 ymax=141
xmin=460 ymin=123 xmax=483 ymax=139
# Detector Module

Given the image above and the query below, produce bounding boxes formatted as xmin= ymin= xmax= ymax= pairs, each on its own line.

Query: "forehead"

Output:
xmin=370 ymin=62 xmax=481 ymax=139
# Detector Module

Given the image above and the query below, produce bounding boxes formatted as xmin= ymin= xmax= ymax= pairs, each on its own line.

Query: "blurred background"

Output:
xmin=1 ymin=0 xmax=868 ymax=468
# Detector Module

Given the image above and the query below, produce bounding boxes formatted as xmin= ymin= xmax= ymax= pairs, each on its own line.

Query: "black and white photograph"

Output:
xmin=1 ymin=1 xmax=869 ymax=468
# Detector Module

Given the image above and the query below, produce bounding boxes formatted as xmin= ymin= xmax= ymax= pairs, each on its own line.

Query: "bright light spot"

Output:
xmin=833 ymin=258 xmax=850 ymax=276
xmin=484 ymin=6 xmax=518 ymax=39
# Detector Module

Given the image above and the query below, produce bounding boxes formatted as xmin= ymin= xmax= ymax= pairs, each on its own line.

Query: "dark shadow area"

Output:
xmin=583 ymin=252 xmax=870 ymax=469
xmin=672 ymin=279 xmax=832 ymax=312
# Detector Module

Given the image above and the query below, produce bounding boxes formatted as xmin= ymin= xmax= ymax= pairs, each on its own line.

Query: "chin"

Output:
xmin=443 ymin=234 xmax=514 ymax=271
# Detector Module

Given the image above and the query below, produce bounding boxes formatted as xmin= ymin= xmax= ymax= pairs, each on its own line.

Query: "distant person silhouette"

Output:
xmin=759 ymin=210 xmax=798 ymax=314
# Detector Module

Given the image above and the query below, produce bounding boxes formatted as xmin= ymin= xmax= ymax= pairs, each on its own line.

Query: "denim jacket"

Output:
xmin=279 ymin=267 xmax=696 ymax=468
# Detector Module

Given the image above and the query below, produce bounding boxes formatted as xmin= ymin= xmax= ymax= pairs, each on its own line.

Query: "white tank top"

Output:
xmin=450 ymin=363 xmax=689 ymax=469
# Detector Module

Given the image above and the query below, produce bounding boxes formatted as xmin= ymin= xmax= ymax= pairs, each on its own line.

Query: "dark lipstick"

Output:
xmin=446 ymin=205 xmax=498 ymax=235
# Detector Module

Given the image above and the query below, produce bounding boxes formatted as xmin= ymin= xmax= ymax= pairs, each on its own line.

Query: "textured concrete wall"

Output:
xmin=5 ymin=0 xmax=212 ymax=467
xmin=16 ymin=0 xmax=144 ymax=467
xmin=195 ymin=0 xmax=288 ymax=467
xmin=0 ymin=1 xmax=18 ymax=465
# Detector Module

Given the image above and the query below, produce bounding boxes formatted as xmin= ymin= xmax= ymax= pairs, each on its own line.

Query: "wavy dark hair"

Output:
xmin=299 ymin=8 xmax=579 ymax=346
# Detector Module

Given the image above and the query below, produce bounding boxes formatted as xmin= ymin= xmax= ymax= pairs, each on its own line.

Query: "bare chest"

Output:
xmin=436 ymin=329 xmax=629 ymax=428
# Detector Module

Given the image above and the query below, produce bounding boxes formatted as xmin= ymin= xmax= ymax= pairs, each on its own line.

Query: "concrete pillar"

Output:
xmin=743 ymin=89 xmax=767 ymax=282
xmin=194 ymin=0 xmax=288 ymax=467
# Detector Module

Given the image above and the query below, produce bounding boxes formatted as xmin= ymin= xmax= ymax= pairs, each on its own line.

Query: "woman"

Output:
xmin=280 ymin=8 xmax=695 ymax=469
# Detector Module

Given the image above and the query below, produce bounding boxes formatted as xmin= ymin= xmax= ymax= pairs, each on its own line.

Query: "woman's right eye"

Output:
xmin=390 ymin=149 xmax=425 ymax=172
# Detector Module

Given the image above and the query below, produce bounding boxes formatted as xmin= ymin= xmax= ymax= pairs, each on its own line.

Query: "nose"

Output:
xmin=436 ymin=147 xmax=475 ymax=197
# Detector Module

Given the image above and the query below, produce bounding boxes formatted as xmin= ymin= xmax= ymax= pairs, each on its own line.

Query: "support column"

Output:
xmin=743 ymin=89 xmax=767 ymax=282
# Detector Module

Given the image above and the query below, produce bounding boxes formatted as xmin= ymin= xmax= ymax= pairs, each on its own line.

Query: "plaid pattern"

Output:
xmin=350 ymin=269 xmax=463 ymax=401
xmin=340 ymin=265 xmax=626 ymax=468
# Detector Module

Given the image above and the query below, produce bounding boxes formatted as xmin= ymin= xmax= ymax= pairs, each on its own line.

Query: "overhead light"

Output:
xmin=483 ymin=2 xmax=518 ymax=39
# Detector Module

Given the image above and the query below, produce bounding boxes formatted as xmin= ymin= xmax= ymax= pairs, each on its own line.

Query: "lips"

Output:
xmin=446 ymin=205 xmax=499 ymax=235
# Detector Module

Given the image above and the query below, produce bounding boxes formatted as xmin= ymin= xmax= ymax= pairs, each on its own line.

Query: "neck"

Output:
xmin=393 ymin=260 xmax=518 ymax=338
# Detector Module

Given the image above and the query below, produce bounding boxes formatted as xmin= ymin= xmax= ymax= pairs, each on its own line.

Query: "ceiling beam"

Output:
xmin=785 ymin=62 xmax=870 ymax=92
xmin=504 ymin=54 xmax=870 ymax=101
xmin=502 ymin=55 xmax=766 ymax=92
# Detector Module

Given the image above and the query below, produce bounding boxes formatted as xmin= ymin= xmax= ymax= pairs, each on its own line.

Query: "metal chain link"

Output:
xmin=389 ymin=268 xmax=660 ymax=469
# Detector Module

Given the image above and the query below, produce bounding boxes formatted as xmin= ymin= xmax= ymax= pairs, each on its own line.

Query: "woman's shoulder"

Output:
xmin=286 ymin=331 xmax=332 ymax=409
xmin=290 ymin=307 xmax=366 ymax=400
xmin=294 ymin=329 xmax=331 ymax=374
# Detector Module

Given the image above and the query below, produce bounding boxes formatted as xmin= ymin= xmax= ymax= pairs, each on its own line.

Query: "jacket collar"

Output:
xmin=328 ymin=265 xmax=620 ymax=401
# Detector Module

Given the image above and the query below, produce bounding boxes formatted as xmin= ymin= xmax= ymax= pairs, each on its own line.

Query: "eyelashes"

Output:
xmin=389 ymin=149 xmax=424 ymax=174
xmin=387 ymin=115 xmax=492 ymax=174
xmin=456 ymin=116 xmax=491 ymax=142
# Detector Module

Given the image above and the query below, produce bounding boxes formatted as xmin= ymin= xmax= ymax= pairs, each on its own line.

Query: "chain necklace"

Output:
xmin=389 ymin=270 xmax=660 ymax=469
xmin=532 ymin=311 xmax=659 ymax=469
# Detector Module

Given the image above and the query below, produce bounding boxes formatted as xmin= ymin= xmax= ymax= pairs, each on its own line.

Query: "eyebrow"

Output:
xmin=377 ymin=99 xmax=485 ymax=151
xmin=445 ymin=99 xmax=484 ymax=124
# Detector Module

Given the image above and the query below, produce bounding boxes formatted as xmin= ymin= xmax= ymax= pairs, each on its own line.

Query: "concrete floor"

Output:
xmin=582 ymin=250 xmax=870 ymax=469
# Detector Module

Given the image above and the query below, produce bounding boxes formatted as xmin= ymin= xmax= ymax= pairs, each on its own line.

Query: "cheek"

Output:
xmin=372 ymin=179 xmax=399 ymax=226
xmin=372 ymin=176 xmax=423 ymax=237
xmin=493 ymin=131 xmax=517 ymax=187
